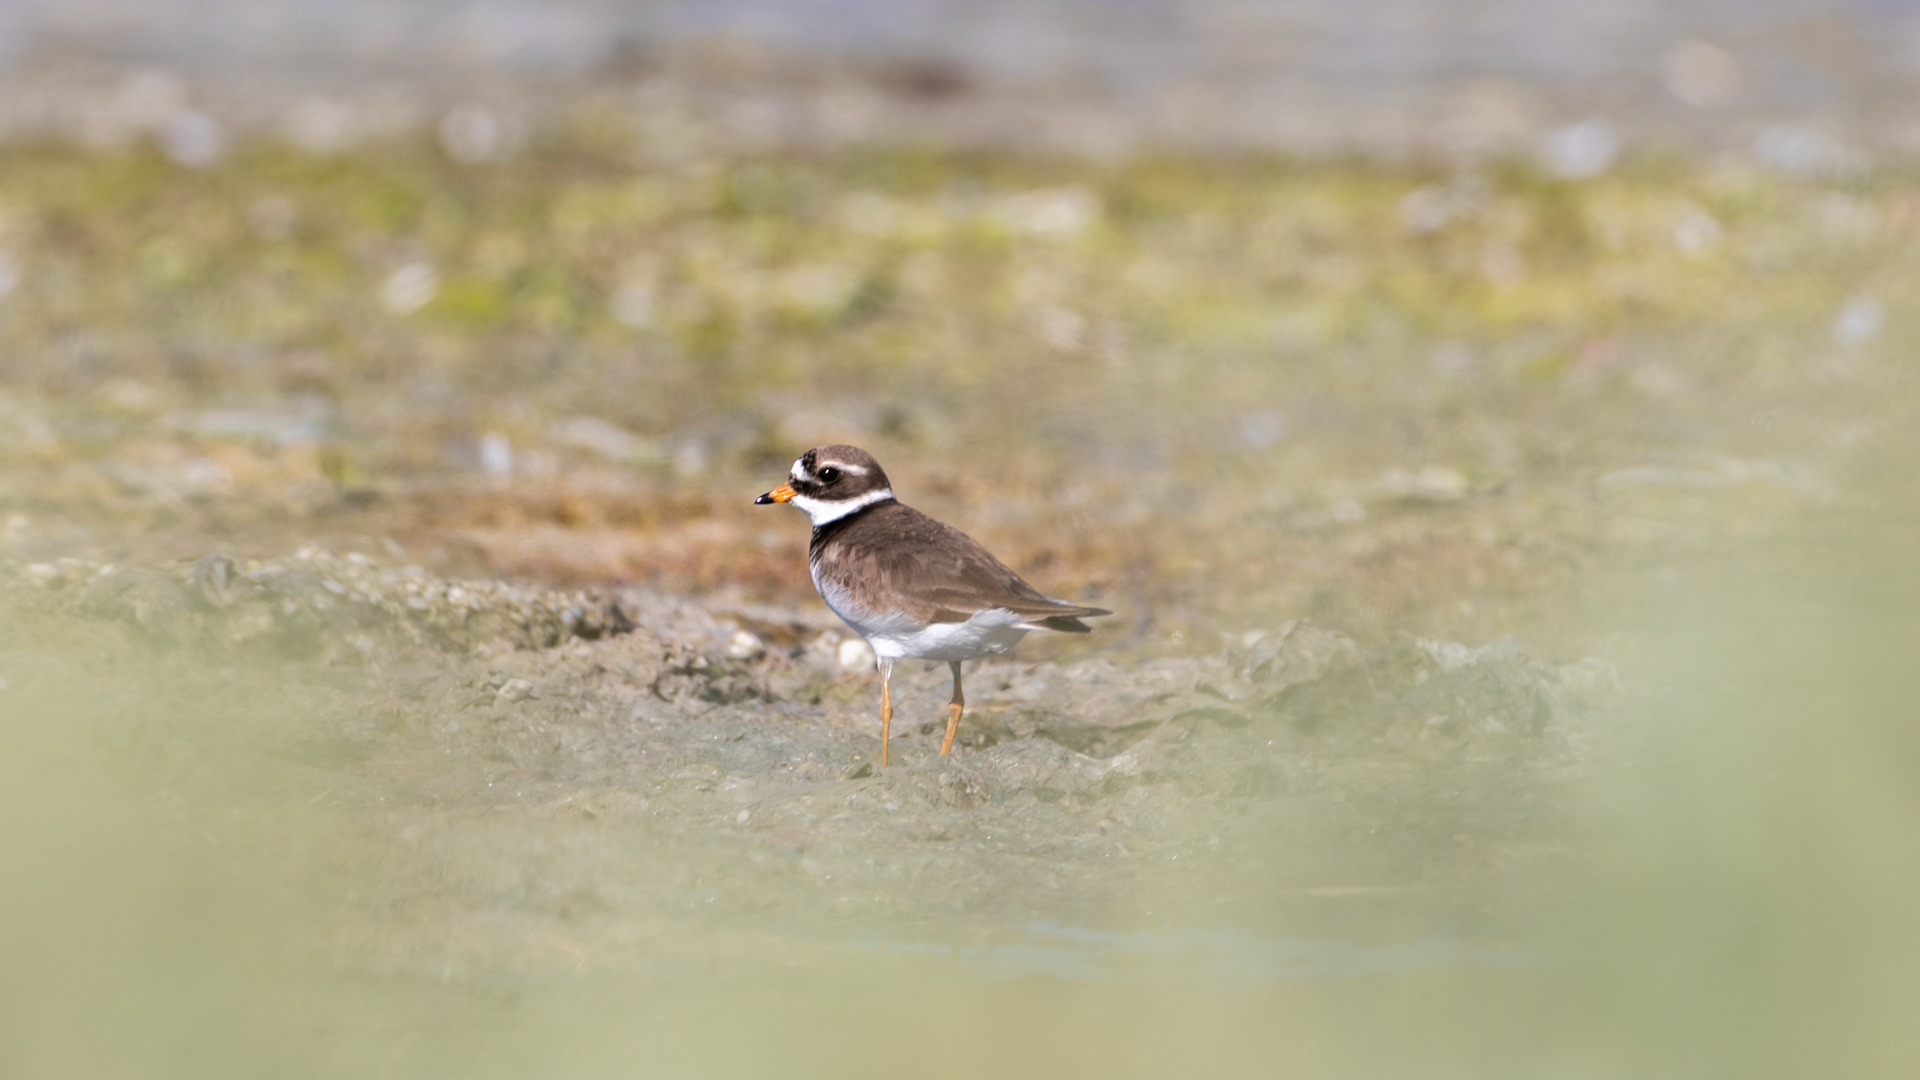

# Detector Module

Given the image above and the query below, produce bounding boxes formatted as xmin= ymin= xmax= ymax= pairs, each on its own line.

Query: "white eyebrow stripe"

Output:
xmin=832 ymin=463 xmax=868 ymax=475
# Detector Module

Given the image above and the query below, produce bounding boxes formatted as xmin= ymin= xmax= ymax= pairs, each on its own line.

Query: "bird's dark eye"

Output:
xmin=817 ymin=467 xmax=841 ymax=483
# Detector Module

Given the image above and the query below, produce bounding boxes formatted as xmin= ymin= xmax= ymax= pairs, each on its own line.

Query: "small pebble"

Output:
xmin=837 ymin=638 xmax=875 ymax=671
xmin=727 ymin=630 xmax=765 ymax=660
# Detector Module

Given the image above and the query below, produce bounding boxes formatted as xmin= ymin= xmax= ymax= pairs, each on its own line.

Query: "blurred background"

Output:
xmin=0 ymin=0 xmax=1916 ymax=642
xmin=1 ymin=2 xmax=1918 ymax=1078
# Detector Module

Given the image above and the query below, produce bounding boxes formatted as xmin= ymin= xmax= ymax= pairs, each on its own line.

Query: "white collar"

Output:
xmin=790 ymin=488 xmax=894 ymax=526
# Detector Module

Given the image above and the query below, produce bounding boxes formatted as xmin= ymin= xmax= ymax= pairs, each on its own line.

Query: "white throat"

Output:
xmin=791 ymin=487 xmax=894 ymax=526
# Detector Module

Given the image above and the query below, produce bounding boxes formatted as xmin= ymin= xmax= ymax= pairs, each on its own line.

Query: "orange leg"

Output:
xmin=877 ymin=657 xmax=894 ymax=767
xmin=940 ymin=660 xmax=965 ymax=756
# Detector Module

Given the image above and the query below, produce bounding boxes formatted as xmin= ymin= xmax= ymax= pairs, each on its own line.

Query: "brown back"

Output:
xmin=810 ymin=500 xmax=1110 ymax=626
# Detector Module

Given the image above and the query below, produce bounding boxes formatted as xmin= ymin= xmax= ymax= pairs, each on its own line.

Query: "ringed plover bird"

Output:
xmin=756 ymin=445 xmax=1111 ymax=766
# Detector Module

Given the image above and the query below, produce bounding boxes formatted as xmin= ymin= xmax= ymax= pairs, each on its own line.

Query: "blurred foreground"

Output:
xmin=1 ymin=131 xmax=1917 ymax=1077
xmin=2 ymin=481 xmax=1916 ymax=1078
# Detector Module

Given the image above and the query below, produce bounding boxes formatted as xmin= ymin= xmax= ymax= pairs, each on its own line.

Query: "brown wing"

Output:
xmin=814 ymin=501 xmax=1111 ymax=626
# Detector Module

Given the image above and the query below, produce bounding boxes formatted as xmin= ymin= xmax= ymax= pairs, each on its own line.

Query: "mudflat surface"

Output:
xmin=1 ymin=135 xmax=1915 ymax=1077
xmin=3 ymin=550 xmax=1617 ymax=981
xmin=11 ymin=526 xmax=1914 ymax=1080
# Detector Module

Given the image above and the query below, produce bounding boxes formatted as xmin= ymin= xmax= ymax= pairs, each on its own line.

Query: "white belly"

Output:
xmin=864 ymin=607 xmax=1033 ymax=662
xmin=813 ymin=569 xmax=1032 ymax=662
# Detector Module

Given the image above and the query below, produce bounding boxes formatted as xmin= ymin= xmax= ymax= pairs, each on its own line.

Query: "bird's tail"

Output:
xmin=1019 ymin=605 xmax=1112 ymax=633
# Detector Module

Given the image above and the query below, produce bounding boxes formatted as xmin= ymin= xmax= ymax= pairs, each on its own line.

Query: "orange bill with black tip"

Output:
xmin=754 ymin=483 xmax=797 ymax=505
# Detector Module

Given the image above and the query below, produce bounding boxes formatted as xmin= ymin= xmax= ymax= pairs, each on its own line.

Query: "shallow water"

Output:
xmin=5 ymin=0 xmax=1915 ymax=151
